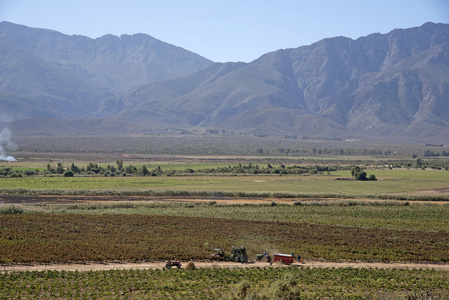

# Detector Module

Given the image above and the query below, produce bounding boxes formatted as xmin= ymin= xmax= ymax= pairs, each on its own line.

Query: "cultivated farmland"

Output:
xmin=1 ymin=138 xmax=449 ymax=298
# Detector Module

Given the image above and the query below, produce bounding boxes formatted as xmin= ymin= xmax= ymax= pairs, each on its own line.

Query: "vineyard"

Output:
xmin=1 ymin=213 xmax=449 ymax=264
xmin=2 ymin=199 xmax=449 ymax=231
xmin=1 ymin=267 xmax=448 ymax=299
xmin=2 ymin=147 xmax=449 ymax=298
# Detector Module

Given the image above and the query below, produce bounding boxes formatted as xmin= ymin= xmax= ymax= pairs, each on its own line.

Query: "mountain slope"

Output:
xmin=113 ymin=22 xmax=449 ymax=141
xmin=0 ymin=38 xmax=112 ymax=119
xmin=2 ymin=22 xmax=449 ymax=142
xmin=0 ymin=21 xmax=213 ymax=94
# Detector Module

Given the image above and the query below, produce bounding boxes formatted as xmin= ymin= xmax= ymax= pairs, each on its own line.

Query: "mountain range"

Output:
xmin=1 ymin=21 xmax=449 ymax=142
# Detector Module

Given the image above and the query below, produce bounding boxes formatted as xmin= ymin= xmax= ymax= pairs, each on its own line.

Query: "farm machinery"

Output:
xmin=210 ymin=246 xmax=248 ymax=263
xmin=165 ymin=261 xmax=182 ymax=269
xmin=210 ymin=249 xmax=226 ymax=261
xmin=230 ymin=246 xmax=248 ymax=263
xmin=256 ymin=252 xmax=272 ymax=263
xmin=211 ymin=247 xmax=301 ymax=265
xmin=257 ymin=252 xmax=303 ymax=265
xmin=273 ymin=253 xmax=295 ymax=265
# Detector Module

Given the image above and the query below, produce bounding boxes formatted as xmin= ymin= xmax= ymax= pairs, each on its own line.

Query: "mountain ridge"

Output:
xmin=2 ymin=21 xmax=449 ymax=142
xmin=110 ymin=22 xmax=449 ymax=141
xmin=0 ymin=21 xmax=213 ymax=93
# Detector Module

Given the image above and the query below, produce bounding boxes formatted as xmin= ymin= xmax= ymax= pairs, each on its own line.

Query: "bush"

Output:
xmin=63 ymin=170 xmax=74 ymax=177
xmin=351 ymin=165 xmax=377 ymax=181
xmin=228 ymin=281 xmax=252 ymax=300
xmin=227 ymin=273 xmax=301 ymax=300
xmin=406 ymin=291 xmax=440 ymax=300
xmin=0 ymin=205 xmax=24 ymax=215
xmin=355 ymin=171 xmax=368 ymax=180
xmin=266 ymin=274 xmax=302 ymax=300
xmin=185 ymin=261 xmax=196 ymax=270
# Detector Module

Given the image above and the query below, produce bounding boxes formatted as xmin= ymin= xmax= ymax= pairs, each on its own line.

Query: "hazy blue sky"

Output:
xmin=1 ymin=0 xmax=448 ymax=62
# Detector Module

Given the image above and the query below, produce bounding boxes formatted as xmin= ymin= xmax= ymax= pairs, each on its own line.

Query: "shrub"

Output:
xmin=185 ymin=261 xmax=196 ymax=270
xmin=406 ymin=291 xmax=440 ymax=300
xmin=265 ymin=274 xmax=302 ymax=300
xmin=63 ymin=170 xmax=74 ymax=177
xmin=228 ymin=281 xmax=252 ymax=300
xmin=351 ymin=165 xmax=377 ymax=181
xmin=227 ymin=274 xmax=301 ymax=300
xmin=0 ymin=205 xmax=24 ymax=215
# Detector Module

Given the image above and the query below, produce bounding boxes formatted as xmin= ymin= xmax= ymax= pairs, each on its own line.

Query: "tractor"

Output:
xmin=210 ymin=246 xmax=248 ymax=263
xmin=229 ymin=246 xmax=248 ymax=263
xmin=210 ymin=249 xmax=226 ymax=261
xmin=165 ymin=260 xmax=182 ymax=269
xmin=256 ymin=252 xmax=272 ymax=263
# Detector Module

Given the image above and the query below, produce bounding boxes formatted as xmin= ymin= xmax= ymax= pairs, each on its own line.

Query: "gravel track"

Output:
xmin=2 ymin=260 xmax=449 ymax=273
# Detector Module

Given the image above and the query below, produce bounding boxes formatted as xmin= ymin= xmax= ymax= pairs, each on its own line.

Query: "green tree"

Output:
xmin=413 ymin=158 xmax=422 ymax=168
xmin=56 ymin=163 xmax=64 ymax=174
xmin=351 ymin=165 xmax=361 ymax=177
xmin=70 ymin=163 xmax=79 ymax=173
xmin=356 ymin=171 xmax=368 ymax=181
xmin=351 ymin=165 xmax=376 ymax=181
xmin=116 ymin=160 xmax=123 ymax=171
xmin=142 ymin=165 xmax=149 ymax=176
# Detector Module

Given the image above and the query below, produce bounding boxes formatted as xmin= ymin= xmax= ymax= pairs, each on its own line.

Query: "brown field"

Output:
xmin=0 ymin=195 xmax=296 ymax=205
xmin=2 ymin=194 xmax=449 ymax=206
xmin=2 ymin=212 xmax=449 ymax=265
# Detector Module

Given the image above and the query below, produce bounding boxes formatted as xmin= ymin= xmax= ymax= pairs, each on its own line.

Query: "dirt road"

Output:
xmin=2 ymin=260 xmax=449 ymax=273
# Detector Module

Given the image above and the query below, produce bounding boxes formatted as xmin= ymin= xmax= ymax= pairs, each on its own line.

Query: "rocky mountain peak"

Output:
xmin=2 ymin=21 xmax=449 ymax=142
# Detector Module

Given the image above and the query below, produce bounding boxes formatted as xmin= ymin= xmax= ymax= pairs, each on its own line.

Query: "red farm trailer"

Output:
xmin=273 ymin=253 xmax=295 ymax=265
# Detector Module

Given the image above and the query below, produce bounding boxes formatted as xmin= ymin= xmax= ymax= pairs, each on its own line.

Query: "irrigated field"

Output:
xmin=2 ymin=169 xmax=449 ymax=199
xmin=2 ymin=145 xmax=449 ymax=298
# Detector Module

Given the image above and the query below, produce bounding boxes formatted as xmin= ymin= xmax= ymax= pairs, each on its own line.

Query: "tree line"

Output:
xmin=1 ymin=161 xmax=347 ymax=178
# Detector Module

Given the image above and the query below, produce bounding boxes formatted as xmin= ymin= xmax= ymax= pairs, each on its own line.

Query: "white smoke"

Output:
xmin=0 ymin=128 xmax=17 ymax=162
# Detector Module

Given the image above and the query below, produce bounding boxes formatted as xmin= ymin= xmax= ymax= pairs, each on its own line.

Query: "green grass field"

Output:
xmin=1 ymin=169 xmax=449 ymax=197
xmin=0 ymin=176 xmax=234 ymax=190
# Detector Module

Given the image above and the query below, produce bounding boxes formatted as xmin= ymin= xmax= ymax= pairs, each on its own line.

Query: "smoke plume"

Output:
xmin=0 ymin=127 xmax=17 ymax=162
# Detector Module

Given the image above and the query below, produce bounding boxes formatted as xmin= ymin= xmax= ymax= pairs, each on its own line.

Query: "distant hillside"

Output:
xmin=2 ymin=22 xmax=449 ymax=142
xmin=114 ymin=22 xmax=449 ymax=142
xmin=0 ymin=37 xmax=113 ymax=119
xmin=0 ymin=22 xmax=213 ymax=94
